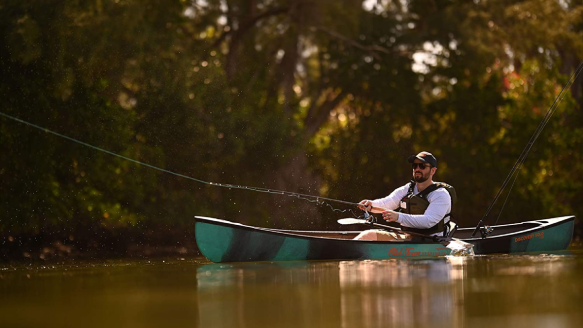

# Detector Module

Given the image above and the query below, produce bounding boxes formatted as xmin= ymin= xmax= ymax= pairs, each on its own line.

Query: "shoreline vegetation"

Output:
xmin=1 ymin=227 xmax=201 ymax=262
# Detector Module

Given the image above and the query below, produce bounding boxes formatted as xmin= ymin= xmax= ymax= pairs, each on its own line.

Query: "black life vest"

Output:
xmin=397 ymin=181 xmax=454 ymax=236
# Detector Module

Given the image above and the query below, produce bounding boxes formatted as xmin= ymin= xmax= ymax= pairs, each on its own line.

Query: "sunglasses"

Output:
xmin=412 ymin=163 xmax=430 ymax=170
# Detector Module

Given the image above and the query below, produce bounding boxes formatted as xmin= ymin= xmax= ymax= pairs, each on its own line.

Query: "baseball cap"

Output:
xmin=408 ymin=151 xmax=437 ymax=167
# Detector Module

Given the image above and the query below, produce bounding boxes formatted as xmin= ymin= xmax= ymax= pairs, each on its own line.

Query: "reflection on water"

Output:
xmin=196 ymin=261 xmax=344 ymax=327
xmin=195 ymin=252 xmax=583 ymax=328
xmin=195 ymin=258 xmax=468 ymax=328
xmin=1 ymin=251 xmax=582 ymax=328
xmin=337 ymin=259 xmax=465 ymax=328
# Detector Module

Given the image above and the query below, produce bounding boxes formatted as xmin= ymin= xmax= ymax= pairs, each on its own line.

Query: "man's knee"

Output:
xmin=354 ymin=230 xmax=378 ymax=241
xmin=354 ymin=230 xmax=407 ymax=241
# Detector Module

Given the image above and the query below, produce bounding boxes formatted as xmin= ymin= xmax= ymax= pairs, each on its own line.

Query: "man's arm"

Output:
xmin=358 ymin=183 xmax=410 ymax=213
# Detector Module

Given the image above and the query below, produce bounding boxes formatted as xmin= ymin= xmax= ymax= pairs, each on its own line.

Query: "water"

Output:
xmin=1 ymin=250 xmax=582 ymax=328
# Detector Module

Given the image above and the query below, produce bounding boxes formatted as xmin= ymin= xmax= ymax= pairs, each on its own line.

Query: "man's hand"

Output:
xmin=382 ymin=210 xmax=399 ymax=223
xmin=358 ymin=200 xmax=373 ymax=211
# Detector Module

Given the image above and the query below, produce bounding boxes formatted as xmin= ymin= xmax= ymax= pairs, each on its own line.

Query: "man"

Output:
xmin=355 ymin=151 xmax=452 ymax=241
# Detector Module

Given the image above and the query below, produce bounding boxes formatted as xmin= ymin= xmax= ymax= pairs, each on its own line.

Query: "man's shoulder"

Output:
xmin=402 ymin=182 xmax=413 ymax=189
xmin=394 ymin=182 xmax=413 ymax=191
xmin=429 ymin=185 xmax=451 ymax=201
xmin=399 ymin=182 xmax=414 ymax=193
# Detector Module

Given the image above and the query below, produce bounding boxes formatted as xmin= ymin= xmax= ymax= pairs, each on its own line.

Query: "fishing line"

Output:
xmin=472 ymin=62 xmax=583 ymax=236
xmin=494 ymin=86 xmax=576 ymax=225
xmin=0 ymin=111 xmax=360 ymax=217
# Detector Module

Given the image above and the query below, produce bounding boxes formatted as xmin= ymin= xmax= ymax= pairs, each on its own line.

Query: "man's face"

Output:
xmin=412 ymin=160 xmax=433 ymax=183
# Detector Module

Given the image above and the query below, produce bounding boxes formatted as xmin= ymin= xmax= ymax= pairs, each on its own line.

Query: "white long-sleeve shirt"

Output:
xmin=370 ymin=182 xmax=451 ymax=231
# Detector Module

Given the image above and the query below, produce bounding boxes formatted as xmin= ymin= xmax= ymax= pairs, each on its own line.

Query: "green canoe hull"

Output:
xmin=195 ymin=216 xmax=575 ymax=263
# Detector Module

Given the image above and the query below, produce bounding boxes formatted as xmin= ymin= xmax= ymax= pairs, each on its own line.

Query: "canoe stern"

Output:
xmin=509 ymin=217 xmax=574 ymax=253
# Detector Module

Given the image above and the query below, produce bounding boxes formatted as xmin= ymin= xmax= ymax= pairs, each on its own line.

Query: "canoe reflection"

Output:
xmin=338 ymin=259 xmax=466 ymax=328
xmin=196 ymin=258 xmax=467 ymax=328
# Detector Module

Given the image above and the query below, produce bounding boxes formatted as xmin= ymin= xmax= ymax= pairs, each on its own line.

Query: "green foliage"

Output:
xmin=1 ymin=0 xmax=582 ymax=244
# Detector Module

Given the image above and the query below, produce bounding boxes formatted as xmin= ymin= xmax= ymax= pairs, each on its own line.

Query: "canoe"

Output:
xmin=194 ymin=216 xmax=575 ymax=263
xmin=455 ymin=216 xmax=575 ymax=254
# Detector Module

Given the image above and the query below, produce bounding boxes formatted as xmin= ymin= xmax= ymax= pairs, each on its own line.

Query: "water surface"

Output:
xmin=1 ymin=250 xmax=582 ymax=328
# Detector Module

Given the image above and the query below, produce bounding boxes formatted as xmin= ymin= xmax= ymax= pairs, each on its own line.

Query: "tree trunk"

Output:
xmin=267 ymin=150 xmax=324 ymax=229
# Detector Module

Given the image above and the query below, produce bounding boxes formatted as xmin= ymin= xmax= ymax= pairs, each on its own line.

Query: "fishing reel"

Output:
xmin=479 ymin=225 xmax=494 ymax=239
xmin=362 ymin=211 xmax=377 ymax=225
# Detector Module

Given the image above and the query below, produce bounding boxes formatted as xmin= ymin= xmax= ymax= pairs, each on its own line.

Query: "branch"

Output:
xmin=313 ymin=26 xmax=411 ymax=59
xmin=305 ymin=89 xmax=348 ymax=137
xmin=304 ymin=55 xmax=324 ymax=122
xmin=208 ymin=6 xmax=290 ymax=50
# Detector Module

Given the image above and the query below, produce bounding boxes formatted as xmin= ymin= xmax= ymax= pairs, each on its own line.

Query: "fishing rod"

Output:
xmin=471 ymin=62 xmax=583 ymax=238
xmin=0 ymin=111 xmax=361 ymax=214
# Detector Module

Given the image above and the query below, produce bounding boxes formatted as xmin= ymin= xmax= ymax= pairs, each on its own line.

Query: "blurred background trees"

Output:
xmin=1 ymin=0 xmax=582 ymax=250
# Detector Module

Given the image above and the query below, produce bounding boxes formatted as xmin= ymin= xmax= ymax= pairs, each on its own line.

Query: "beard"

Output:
xmin=413 ymin=171 xmax=429 ymax=183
